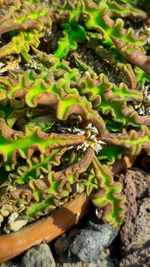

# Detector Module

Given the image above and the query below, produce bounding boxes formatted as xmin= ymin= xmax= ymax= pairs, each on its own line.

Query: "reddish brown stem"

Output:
xmin=109 ymin=154 xmax=137 ymax=175
xmin=0 ymin=193 xmax=91 ymax=263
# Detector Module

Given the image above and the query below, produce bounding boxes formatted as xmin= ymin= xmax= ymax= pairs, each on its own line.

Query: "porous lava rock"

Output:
xmin=119 ymin=168 xmax=150 ymax=266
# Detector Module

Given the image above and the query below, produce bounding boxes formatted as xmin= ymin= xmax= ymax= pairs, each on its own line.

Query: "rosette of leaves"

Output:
xmin=0 ymin=53 xmax=149 ymax=230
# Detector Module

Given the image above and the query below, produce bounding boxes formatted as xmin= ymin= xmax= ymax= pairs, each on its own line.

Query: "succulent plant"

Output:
xmin=0 ymin=0 xmax=150 ymax=235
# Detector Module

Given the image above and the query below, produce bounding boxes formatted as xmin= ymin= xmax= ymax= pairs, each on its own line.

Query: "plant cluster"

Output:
xmin=0 ymin=0 xmax=150 ymax=233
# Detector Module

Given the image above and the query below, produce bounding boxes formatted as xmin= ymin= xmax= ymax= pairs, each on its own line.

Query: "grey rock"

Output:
xmin=69 ymin=221 xmax=118 ymax=262
xmin=21 ymin=243 xmax=55 ymax=267
xmin=56 ymin=249 xmax=116 ymax=267
xmin=0 ymin=262 xmax=19 ymax=267
xmin=0 ymin=243 xmax=55 ymax=267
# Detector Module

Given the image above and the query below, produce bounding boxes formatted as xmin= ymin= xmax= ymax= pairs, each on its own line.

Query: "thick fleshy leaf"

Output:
xmin=91 ymin=156 xmax=126 ymax=228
